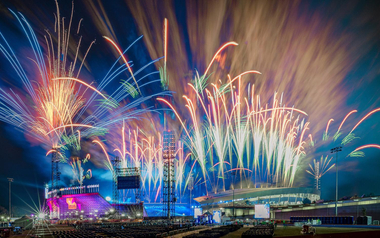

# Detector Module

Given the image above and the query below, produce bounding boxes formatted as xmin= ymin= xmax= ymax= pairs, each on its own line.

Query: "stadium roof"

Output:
xmin=194 ymin=187 xmax=320 ymax=204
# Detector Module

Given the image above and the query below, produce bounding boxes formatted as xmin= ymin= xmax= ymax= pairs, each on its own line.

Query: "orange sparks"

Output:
xmin=46 ymin=149 xmax=57 ymax=156
xmin=103 ymin=36 xmax=141 ymax=95
xmin=337 ymin=110 xmax=357 ymax=132
xmin=93 ymin=140 xmax=113 ymax=171
xmin=52 ymin=77 xmax=108 ymax=100
xmin=350 ymin=108 xmax=380 ymax=134
xmin=157 ymin=97 xmax=191 ymax=139
xmin=250 ymin=107 xmax=308 ymax=117
xmin=204 ymin=41 xmax=239 ymax=76
xmin=46 ymin=149 xmax=63 ymax=158
xmin=325 ymin=118 xmax=334 ymax=134
xmin=225 ymin=168 xmax=253 ymax=173
xmin=212 ymin=161 xmax=231 ymax=168
xmin=352 ymin=144 xmax=380 ymax=152
xmin=164 ymin=18 xmax=168 ymax=65
xmin=221 ymin=70 xmax=262 ymax=91
xmin=46 ymin=124 xmax=94 ymax=135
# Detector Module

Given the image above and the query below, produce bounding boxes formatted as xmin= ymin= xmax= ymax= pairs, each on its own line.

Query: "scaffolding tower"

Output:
xmin=112 ymin=156 xmax=120 ymax=204
xmin=162 ymin=130 xmax=176 ymax=219
xmin=112 ymin=156 xmax=120 ymax=218
xmin=51 ymin=148 xmax=61 ymax=218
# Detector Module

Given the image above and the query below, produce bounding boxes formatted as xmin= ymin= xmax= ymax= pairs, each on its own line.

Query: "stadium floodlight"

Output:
xmin=331 ymin=146 xmax=342 ymax=217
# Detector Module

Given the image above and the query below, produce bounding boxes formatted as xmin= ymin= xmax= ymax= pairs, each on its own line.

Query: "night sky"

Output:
xmin=0 ymin=0 xmax=380 ymax=216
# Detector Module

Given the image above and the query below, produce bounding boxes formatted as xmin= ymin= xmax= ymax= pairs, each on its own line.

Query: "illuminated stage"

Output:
xmin=47 ymin=185 xmax=146 ymax=220
xmin=46 ymin=185 xmax=192 ymax=219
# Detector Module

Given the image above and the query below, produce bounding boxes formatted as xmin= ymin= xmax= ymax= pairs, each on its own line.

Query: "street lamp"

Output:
xmin=188 ymin=176 xmax=194 ymax=217
xmin=331 ymin=146 xmax=342 ymax=216
xmin=230 ymin=171 xmax=238 ymax=219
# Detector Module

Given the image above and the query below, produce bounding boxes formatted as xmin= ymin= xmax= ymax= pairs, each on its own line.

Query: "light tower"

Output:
xmin=188 ymin=176 xmax=194 ymax=216
xmin=7 ymin=178 xmax=13 ymax=219
xmin=112 ymin=156 xmax=120 ymax=218
xmin=331 ymin=146 xmax=342 ymax=216
xmin=51 ymin=148 xmax=61 ymax=219
xmin=314 ymin=161 xmax=320 ymax=190
xmin=162 ymin=130 xmax=176 ymax=220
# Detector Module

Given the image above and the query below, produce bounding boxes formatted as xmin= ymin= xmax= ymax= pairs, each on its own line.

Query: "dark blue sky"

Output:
xmin=0 ymin=0 xmax=380 ymax=215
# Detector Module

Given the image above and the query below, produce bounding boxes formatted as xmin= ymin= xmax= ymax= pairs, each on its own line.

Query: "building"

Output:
xmin=195 ymin=187 xmax=380 ymax=221
xmin=194 ymin=187 xmax=320 ymax=217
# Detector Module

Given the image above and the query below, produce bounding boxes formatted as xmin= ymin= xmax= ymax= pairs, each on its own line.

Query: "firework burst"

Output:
xmin=306 ymin=156 xmax=335 ymax=189
xmin=0 ymin=2 xmax=170 ymax=165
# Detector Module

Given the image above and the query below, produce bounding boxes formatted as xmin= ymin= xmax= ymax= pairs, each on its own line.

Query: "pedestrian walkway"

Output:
xmin=170 ymin=226 xmax=212 ymax=238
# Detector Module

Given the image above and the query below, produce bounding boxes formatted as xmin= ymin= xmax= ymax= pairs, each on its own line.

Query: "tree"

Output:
xmin=362 ymin=208 xmax=367 ymax=216
xmin=0 ymin=206 xmax=8 ymax=217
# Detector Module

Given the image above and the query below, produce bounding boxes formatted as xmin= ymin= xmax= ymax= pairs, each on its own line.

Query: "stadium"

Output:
xmin=44 ymin=183 xmax=380 ymax=224
xmin=194 ymin=187 xmax=320 ymax=217
xmin=194 ymin=187 xmax=380 ymax=222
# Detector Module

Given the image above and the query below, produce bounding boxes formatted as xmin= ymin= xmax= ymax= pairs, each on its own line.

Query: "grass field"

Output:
xmin=273 ymin=226 xmax=376 ymax=236
xmin=11 ymin=224 xmax=380 ymax=238
xmin=221 ymin=226 xmax=379 ymax=237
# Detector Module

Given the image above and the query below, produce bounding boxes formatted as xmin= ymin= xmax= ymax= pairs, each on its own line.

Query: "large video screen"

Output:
xmin=117 ymin=175 xmax=140 ymax=189
xmin=194 ymin=207 xmax=203 ymax=218
xmin=213 ymin=210 xmax=221 ymax=223
xmin=254 ymin=204 xmax=270 ymax=219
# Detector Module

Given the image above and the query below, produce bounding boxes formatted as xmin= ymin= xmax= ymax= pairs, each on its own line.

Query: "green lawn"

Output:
xmin=220 ymin=226 xmax=378 ymax=237
xmin=274 ymin=226 xmax=376 ymax=237
xmin=221 ymin=227 xmax=250 ymax=238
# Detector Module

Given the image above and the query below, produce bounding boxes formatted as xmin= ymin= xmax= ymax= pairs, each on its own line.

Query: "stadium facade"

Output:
xmin=195 ymin=187 xmax=380 ymax=221
xmin=194 ymin=187 xmax=320 ymax=217
xmin=195 ymin=187 xmax=320 ymax=207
